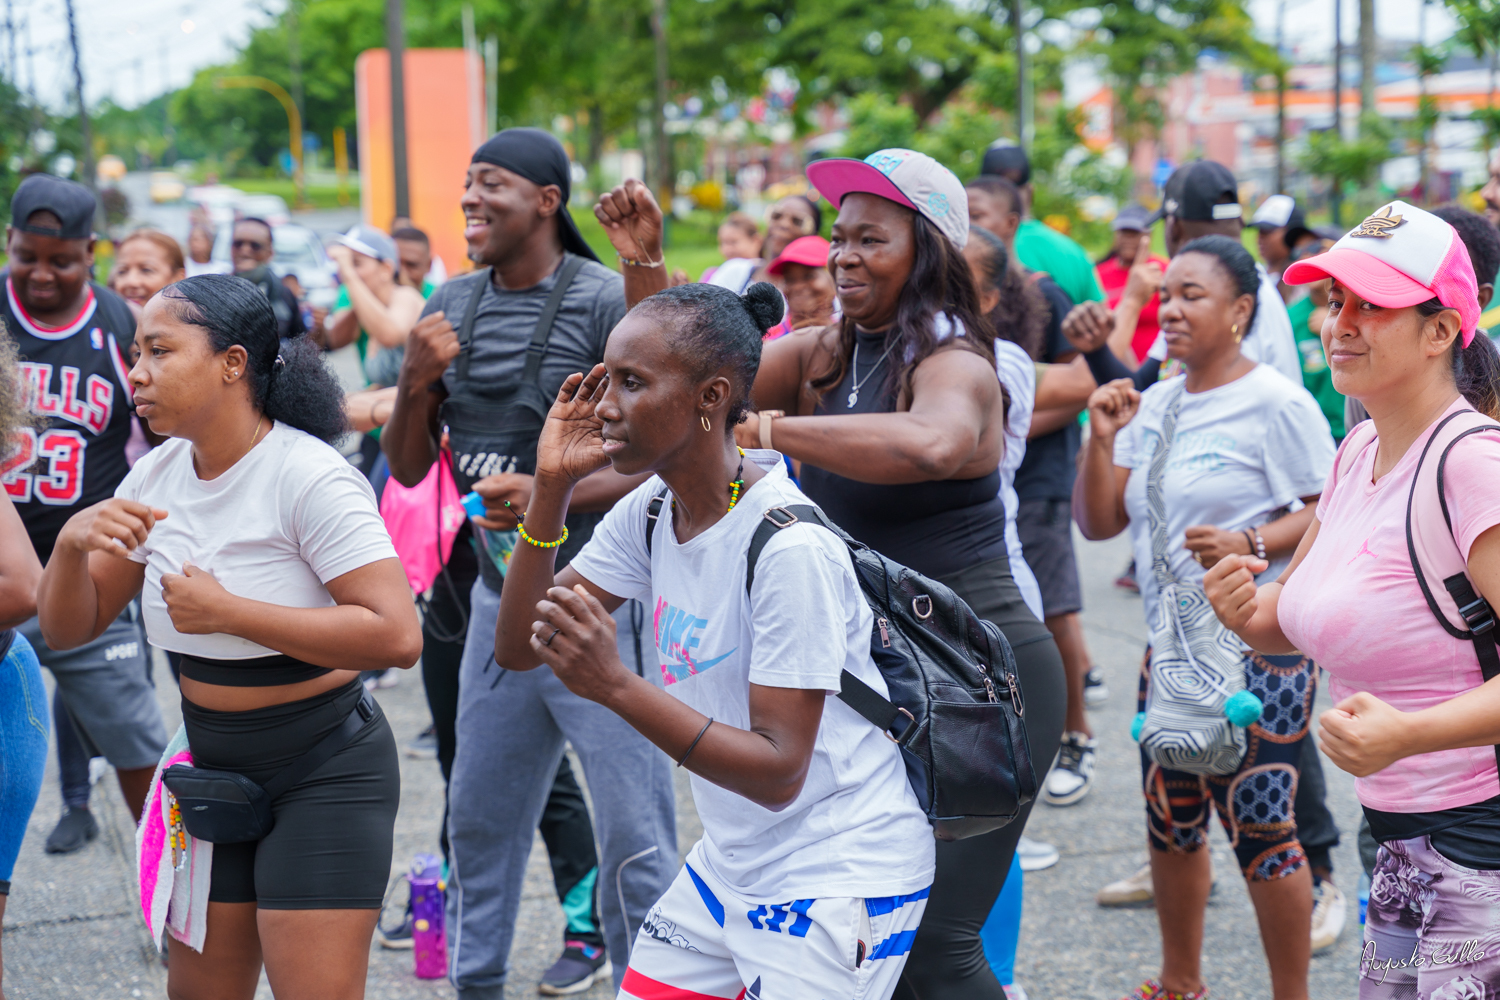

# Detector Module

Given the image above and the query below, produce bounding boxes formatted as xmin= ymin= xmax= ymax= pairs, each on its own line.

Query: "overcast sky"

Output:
xmin=7 ymin=0 xmax=1462 ymax=113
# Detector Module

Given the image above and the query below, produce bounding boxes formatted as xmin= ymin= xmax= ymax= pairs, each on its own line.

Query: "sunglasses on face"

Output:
xmin=233 ymin=239 xmax=268 ymax=252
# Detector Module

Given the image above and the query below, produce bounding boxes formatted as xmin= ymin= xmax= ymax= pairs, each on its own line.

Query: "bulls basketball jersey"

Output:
xmin=1 ymin=276 xmax=138 ymax=562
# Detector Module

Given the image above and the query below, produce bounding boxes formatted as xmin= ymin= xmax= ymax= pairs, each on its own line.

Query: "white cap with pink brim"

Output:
xmin=806 ymin=149 xmax=969 ymax=250
xmin=1283 ymin=200 xmax=1481 ymax=346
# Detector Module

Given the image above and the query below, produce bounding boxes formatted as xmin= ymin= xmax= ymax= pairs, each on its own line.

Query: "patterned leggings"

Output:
xmin=1138 ymin=647 xmax=1316 ymax=882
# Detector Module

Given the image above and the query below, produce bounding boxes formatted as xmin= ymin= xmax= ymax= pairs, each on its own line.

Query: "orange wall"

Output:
xmin=355 ymin=48 xmax=486 ymax=280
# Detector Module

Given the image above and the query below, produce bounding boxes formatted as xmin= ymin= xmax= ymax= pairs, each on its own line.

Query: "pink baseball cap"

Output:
xmin=766 ymin=235 xmax=831 ymax=276
xmin=806 ymin=149 xmax=969 ymax=249
xmin=1283 ymin=200 xmax=1481 ymax=346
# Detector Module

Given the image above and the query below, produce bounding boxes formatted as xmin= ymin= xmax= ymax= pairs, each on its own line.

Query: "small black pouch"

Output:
xmin=162 ymin=690 xmax=376 ymax=844
xmin=161 ymin=766 xmax=274 ymax=843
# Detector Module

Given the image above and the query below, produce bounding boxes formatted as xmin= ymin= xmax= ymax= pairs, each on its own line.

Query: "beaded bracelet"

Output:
xmin=517 ymin=523 xmax=569 ymax=549
xmin=1251 ymin=528 xmax=1267 ymax=561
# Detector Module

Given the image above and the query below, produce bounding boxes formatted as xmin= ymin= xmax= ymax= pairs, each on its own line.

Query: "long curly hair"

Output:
xmin=0 ymin=335 xmax=38 ymax=441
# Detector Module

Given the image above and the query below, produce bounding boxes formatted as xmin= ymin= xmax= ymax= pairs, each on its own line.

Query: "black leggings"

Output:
xmin=183 ymin=680 xmax=400 ymax=909
xmin=894 ymin=555 xmax=1067 ymax=1000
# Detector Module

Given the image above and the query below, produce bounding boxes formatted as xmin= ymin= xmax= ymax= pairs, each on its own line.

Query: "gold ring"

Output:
xmin=1193 ymin=553 xmax=1205 ymax=566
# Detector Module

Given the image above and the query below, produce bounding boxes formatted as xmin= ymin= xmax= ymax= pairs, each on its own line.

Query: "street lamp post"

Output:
xmin=215 ymin=76 xmax=306 ymax=209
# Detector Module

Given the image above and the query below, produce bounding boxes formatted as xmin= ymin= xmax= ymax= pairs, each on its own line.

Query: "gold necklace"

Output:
xmin=244 ymin=415 xmax=266 ymax=458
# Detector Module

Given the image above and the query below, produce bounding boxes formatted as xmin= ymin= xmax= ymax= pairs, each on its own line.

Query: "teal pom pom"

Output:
xmin=1130 ymin=712 xmax=1146 ymax=742
xmin=1224 ymin=690 xmax=1264 ymax=727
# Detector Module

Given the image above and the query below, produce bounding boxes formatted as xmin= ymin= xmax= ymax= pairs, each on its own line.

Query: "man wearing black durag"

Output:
xmin=382 ymin=128 xmax=677 ymax=998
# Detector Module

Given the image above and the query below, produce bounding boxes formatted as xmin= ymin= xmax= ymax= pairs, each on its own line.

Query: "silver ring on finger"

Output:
xmin=1193 ymin=552 xmax=1205 ymax=566
xmin=543 ymin=626 xmax=562 ymax=647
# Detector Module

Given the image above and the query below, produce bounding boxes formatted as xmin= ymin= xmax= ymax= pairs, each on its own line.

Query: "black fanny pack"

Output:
xmin=162 ymin=690 xmax=376 ymax=844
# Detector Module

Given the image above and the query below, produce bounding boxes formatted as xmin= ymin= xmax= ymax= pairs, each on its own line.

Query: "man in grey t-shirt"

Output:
xmin=384 ymin=129 xmax=675 ymax=998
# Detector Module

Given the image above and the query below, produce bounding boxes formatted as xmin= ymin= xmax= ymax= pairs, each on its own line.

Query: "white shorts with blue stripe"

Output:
xmin=618 ymin=842 xmax=928 ymax=1000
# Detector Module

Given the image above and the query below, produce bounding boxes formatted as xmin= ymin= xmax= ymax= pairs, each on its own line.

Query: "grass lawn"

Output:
xmin=232 ymin=177 xmax=354 ymax=212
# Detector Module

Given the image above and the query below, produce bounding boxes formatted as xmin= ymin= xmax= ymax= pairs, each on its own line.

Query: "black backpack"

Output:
xmin=647 ymin=493 xmax=1036 ymax=841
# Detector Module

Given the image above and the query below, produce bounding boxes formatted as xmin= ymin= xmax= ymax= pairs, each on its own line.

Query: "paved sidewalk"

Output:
xmin=3 ymin=530 xmax=1365 ymax=999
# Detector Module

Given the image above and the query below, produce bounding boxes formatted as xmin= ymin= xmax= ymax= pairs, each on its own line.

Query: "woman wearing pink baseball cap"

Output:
xmin=740 ymin=148 xmax=1066 ymax=1000
xmin=1204 ymin=201 xmax=1500 ymax=997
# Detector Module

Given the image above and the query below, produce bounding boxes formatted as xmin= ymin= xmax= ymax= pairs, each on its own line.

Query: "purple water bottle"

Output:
xmin=409 ymin=853 xmax=448 ymax=979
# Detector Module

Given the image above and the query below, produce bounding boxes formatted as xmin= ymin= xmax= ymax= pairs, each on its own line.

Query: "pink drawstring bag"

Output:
xmin=380 ymin=450 xmax=467 ymax=595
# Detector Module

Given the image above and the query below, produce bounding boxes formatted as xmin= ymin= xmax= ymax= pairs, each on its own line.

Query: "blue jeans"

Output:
xmin=1 ymin=633 xmax=49 ymax=889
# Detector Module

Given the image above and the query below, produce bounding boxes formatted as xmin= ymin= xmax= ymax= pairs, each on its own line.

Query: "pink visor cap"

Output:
xmin=767 ymin=235 xmax=831 ymax=276
xmin=806 ymin=149 xmax=969 ymax=250
xmin=1284 ymin=200 xmax=1481 ymax=346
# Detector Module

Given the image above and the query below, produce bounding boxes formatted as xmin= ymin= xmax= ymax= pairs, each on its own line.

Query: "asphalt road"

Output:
xmin=1 ymin=528 xmax=1366 ymax=999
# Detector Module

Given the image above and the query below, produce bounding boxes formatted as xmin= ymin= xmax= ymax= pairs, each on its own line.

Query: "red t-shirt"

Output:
xmin=1095 ymin=254 xmax=1168 ymax=363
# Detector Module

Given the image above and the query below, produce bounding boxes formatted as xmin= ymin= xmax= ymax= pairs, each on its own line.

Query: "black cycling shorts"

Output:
xmin=181 ymin=680 xmax=400 ymax=909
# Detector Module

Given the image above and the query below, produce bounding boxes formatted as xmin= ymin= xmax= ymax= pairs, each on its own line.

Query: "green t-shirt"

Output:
xmin=1287 ymin=295 xmax=1344 ymax=440
xmin=1013 ymin=219 xmax=1103 ymax=306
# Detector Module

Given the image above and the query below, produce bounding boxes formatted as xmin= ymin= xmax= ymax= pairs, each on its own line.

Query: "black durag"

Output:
xmin=471 ymin=128 xmax=600 ymax=263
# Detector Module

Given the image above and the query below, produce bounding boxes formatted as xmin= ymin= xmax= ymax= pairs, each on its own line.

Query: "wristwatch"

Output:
xmin=758 ymin=410 xmax=785 ymax=451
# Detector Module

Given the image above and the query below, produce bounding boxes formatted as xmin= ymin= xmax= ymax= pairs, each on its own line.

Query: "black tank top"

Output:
xmin=799 ymin=329 xmax=1010 ymax=580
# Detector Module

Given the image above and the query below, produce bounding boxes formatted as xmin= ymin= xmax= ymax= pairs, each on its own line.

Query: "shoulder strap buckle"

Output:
xmin=763 ymin=507 xmax=800 ymax=529
xmin=1455 ymin=591 xmax=1498 ymax=636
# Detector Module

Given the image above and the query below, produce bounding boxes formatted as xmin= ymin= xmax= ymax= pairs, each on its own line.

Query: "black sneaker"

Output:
xmin=1084 ymin=667 xmax=1109 ymax=706
xmin=378 ymin=906 xmax=415 ymax=950
xmin=45 ymin=807 xmax=98 ymax=854
xmin=538 ymin=940 xmax=611 ymax=995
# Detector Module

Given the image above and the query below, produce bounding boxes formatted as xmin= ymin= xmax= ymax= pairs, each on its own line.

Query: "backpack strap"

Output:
xmin=644 ymin=486 xmax=670 ymax=556
xmin=1406 ymin=408 xmax=1500 ymax=773
xmin=742 ymin=504 xmax=917 ymax=744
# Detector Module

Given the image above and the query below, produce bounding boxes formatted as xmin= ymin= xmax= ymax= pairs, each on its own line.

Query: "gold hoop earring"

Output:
xmin=701 ymin=414 xmax=711 ymax=433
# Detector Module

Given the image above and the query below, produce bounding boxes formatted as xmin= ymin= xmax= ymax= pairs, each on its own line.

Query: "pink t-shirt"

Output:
xmin=1280 ymin=398 xmax=1500 ymax=812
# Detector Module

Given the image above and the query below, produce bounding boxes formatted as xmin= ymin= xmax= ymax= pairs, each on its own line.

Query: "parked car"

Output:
xmin=211 ymin=222 xmax=338 ymax=309
xmin=236 ymin=193 xmax=291 ymax=227
xmin=187 ymin=185 xmax=247 ymax=229
xmin=148 ymin=171 xmax=186 ymax=204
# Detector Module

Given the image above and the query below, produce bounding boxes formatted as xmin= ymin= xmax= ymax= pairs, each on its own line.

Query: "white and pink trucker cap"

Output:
xmin=806 ymin=149 xmax=969 ymax=250
xmin=1284 ymin=200 xmax=1481 ymax=346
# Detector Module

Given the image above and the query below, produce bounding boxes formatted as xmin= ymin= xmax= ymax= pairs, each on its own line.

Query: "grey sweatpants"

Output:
xmin=447 ymin=579 xmax=677 ymax=997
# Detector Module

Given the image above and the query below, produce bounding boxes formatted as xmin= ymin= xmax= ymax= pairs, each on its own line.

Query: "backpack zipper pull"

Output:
xmin=877 ymin=617 xmax=891 ymax=648
xmin=978 ymin=664 xmax=998 ymax=703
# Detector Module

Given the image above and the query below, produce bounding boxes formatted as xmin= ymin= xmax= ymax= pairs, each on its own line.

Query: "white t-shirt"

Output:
xmin=1148 ymin=265 xmax=1301 ymax=385
xmin=569 ymin=452 xmax=935 ymax=903
xmin=116 ymin=421 xmax=398 ymax=659
xmin=1112 ymin=365 xmax=1334 ymax=625
xmin=993 ymin=339 xmax=1044 ymax=620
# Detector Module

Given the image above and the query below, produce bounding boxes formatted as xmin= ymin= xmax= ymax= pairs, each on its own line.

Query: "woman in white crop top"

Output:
xmin=36 ymin=274 xmax=420 ymax=1000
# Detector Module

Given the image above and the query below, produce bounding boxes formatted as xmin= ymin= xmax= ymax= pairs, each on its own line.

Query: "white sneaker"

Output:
xmin=1015 ymin=836 xmax=1060 ymax=872
xmin=1096 ymin=862 xmax=1154 ymax=907
xmin=1084 ymin=666 xmax=1109 ymax=706
xmin=1310 ymin=878 xmax=1347 ymax=953
xmin=1002 ymin=984 xmax=1029 ymax=1000
xmin=1042 ymin=732 xmax=1096 ymax=806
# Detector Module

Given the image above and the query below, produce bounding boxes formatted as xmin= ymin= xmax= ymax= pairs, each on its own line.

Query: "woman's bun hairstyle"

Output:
xmin=741 ymin=281 xmax=785 ymax=335
xmin=635 ymin=281 xmax=781 ymax=431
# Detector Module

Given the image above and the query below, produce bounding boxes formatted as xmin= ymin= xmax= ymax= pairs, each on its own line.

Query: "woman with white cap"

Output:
xmin=741 ymin=148 xmax=1066 ymax=1000
xmin=1205 ymin=201 xmax=1500 ymax=998
xmin=323 ymin=224 xmax=426 ymax=387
